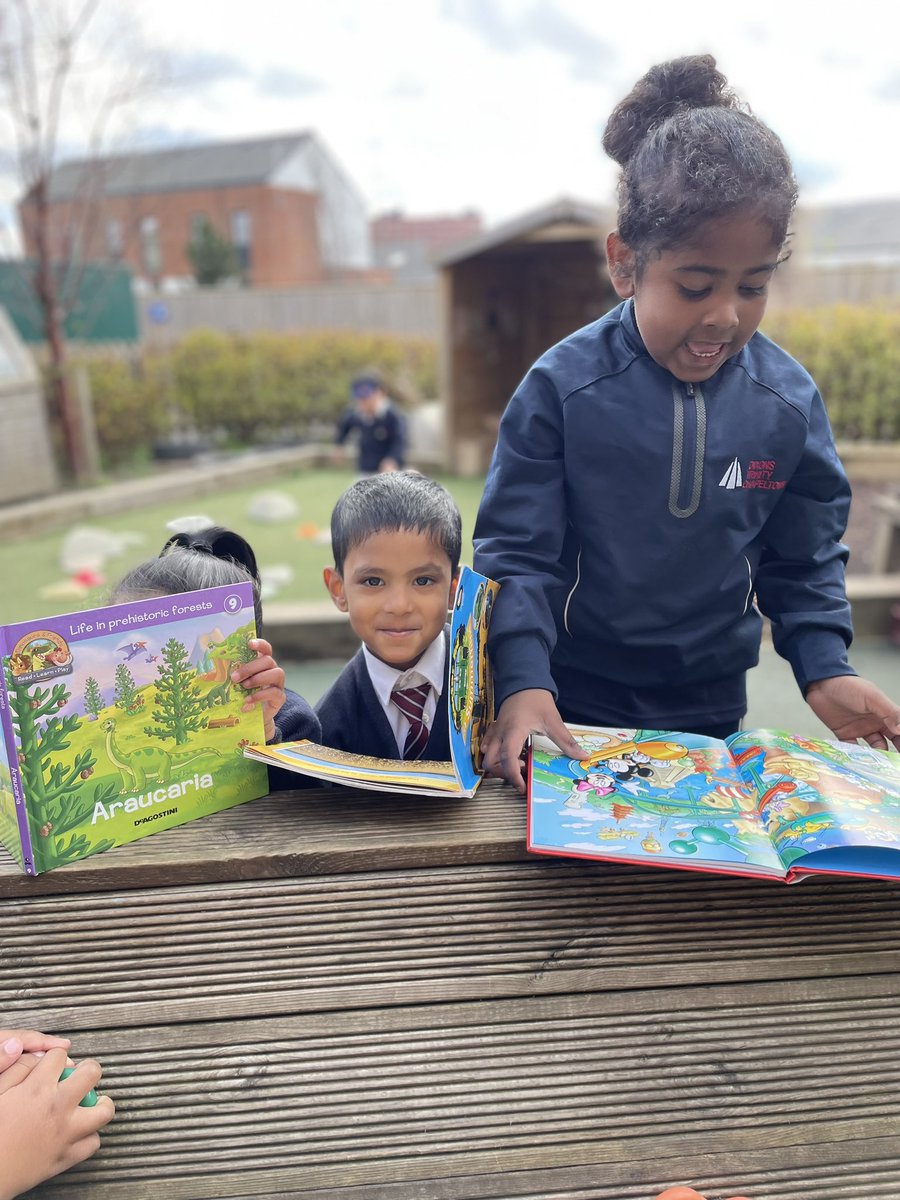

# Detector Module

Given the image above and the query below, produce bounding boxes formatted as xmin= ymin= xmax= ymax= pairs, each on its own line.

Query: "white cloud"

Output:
xmin=1 ymin=0 xmax=896 ymax=238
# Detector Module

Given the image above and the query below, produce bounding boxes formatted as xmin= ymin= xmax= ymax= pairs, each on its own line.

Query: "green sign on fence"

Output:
xmin=0 ymin=260 xmax=138 ymax=343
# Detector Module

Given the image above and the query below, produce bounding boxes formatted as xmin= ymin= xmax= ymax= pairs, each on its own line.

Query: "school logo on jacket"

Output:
xmin=719 ymin=458 xmax=787 ymax=491
xmin=719 ymin=458 xmax=743 ymax=489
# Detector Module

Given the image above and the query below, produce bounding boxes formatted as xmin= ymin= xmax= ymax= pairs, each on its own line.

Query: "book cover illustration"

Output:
xmin=245 ymin=565 xmax=499 ymax=796
xmin=0 ymin=582 xmax=269 ymax=875
xmin=528 ymin=726 xmax=900 ymax=883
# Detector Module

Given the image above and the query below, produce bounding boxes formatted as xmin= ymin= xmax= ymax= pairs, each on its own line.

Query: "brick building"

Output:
xmin=17 ymin=131 xmax=371 ymax=289
xmin=371 ymin=209 xmax=483 ymax=282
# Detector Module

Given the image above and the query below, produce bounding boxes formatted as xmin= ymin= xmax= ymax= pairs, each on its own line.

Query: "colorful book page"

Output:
xmin=528 ymin=726 xmax=786 ymax=879
xmin=245 ymin=741 xmax=465 ymax=795
xmin=447 ymin=567 xmax=498 ymax=795
xmin=726 ymin=730 xmax=900 ymax=874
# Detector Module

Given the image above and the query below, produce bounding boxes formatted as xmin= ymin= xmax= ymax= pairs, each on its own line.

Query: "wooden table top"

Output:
xmin=3 ymin=781 xmax=900 ymax=1199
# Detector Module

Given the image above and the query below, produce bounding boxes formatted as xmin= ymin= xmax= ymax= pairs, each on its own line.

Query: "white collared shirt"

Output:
xmin=363 ymin=632 xmax=446 ymax=757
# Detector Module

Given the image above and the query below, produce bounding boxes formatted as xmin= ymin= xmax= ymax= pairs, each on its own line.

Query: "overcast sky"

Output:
xmin=1 ymin=0 xmax=898 ymax=245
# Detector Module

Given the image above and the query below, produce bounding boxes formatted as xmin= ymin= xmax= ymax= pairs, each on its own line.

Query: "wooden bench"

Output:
xmin=4 ymin=782 xmax=900 ymax=1199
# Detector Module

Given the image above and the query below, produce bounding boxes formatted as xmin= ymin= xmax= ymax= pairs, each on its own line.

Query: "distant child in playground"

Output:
xmin=0 ymin=1028 xmax=114 ymax=1199
xmin=473 ymin=54 xmax=900 ymax=789
xmin=111 ymin=526 xmax=320 ymax=784
xmin=317 ymin=471 xmax=461 ymax=759
xmin=333 ymin=368 xmax=407 ymax=475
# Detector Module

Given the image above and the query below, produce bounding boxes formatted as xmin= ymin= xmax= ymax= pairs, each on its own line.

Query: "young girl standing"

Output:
xmin=474 ymin=54 xmax=900 ymax=789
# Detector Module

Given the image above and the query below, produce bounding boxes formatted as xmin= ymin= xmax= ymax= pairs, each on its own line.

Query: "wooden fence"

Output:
xmin=137 ymin=281 xmax=440 ymax=343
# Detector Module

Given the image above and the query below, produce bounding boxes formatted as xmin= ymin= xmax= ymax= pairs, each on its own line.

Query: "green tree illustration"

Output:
xmin=144 ymin=637 xmax=206 ymax=745
xmin=114 ymin=663 xmax=140 ymax=711
xmin=84 ymin=676 xmax=104 ymax=721
xmin=3 ymin=663 xmax=95 ymax=831
xmin=232 ymin=628 xmax=255 ymax=665
xmin=210 ymin=622 xmax=256 ymax=665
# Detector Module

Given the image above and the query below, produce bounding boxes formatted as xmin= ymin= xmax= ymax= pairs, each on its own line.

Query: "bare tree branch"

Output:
xmin=0 ymin=0 xmax=155 ymax=482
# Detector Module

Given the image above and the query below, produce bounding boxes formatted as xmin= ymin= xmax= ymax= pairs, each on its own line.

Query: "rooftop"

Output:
xmin=42 ymin=131 xmax=317 ymax=201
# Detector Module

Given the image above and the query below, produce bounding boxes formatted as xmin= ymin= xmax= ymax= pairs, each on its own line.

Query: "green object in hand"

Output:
xmin=59 ymin=1065 xmax=98 ymax=1107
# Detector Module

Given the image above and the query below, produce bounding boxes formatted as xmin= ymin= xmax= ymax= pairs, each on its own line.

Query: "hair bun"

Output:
xmin=603 ymin=54 xmax=737 ymax=167
xmin=161 ymin=526 xmax=260 ymax=584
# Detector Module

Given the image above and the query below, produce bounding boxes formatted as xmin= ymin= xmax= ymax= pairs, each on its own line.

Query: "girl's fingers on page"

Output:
xmin=498 ymin=730 xmax=528 ymax=792
xmin=547 ymin=716 xmax=584 ymax=761
xmin=242 ymin=684 xmax=285 ymax=712
xmin=868 ymin=724 xmax=897 ymax=744
xmin=234 ymin=661 xmax=283 ymax=689
xmin=481 ymin=726 xmax=526 ymax=792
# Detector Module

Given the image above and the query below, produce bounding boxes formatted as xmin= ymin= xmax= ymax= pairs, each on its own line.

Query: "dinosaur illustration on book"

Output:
xmin=201 ymin=628 xmax=255 ymax=707
xmin=101 ymin=718 xmax=222 ymax=793
xmin=204 ymin=676 xmax=233 ymax=708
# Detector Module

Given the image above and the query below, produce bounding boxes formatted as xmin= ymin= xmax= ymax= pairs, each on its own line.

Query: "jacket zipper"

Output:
xmin=562 ymin=547 xmax=581 ymax=636
xmin=668 ymin=381 xmax=706 ymax=518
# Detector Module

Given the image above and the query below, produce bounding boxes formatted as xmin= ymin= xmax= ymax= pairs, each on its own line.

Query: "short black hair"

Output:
xmin=330 ymin=471 xmax=462 ymax=575
xmin=602 ymin=54 xmax=797 ymax=271
xmin=110 ymin=526 xmax=264 ymax=633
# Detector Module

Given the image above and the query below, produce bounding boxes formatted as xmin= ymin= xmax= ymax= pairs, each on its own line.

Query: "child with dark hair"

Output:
xmin=333 ymin=368 xmax=407 ymax=475
xmin=474 ymin=54 xmax=900 ymax=790
xmin=317 ymin=471 xmax=461 ymax=758
xmin=111 ymin=526 xmax=320 ymax=784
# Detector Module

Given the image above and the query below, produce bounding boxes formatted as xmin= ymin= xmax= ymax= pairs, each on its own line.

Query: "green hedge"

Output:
xmin=763 ymin=305 xmax=900 ymax=441
xmin=70 ymin=330 xmax=438 ymax=470
xmin=67 ymin=308 xmax=899 ymax=471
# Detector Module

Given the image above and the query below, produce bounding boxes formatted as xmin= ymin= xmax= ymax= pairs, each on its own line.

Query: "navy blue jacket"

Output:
xmin=267 ymin=687 xmax=322 ymax=792
xmin=473 ymin=300 xmax=854 ymax=729
xmin=335 ymin=405 xmax=406 ymax=473
xmin=316 ymin=633 xmax=451 ymax=760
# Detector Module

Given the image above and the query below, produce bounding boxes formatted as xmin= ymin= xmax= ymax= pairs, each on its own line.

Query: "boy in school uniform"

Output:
xmin=332 ymin=369 xmax=407 ymax=476
xmin=316 ymin=471 xmax=461 ymax=759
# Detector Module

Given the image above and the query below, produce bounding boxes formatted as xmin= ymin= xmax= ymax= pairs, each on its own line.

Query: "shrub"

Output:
xmin=67 ymin=330 xmax=439 ymax=468
xmin=763 ymin=305 xmax=900 ymax=441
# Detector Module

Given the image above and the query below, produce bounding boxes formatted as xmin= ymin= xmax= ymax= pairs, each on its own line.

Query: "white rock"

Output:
xmin=60 ymin=527 xmax=145 ymax=573
xmin=247 ymin=492 xmax=299 ymax=523
xmin=165 ymin=515 xmax=217 ymax=534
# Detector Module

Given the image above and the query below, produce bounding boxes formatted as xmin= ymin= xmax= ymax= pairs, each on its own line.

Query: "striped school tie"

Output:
xmin=391 ymin=682 xmax=432 ymax=760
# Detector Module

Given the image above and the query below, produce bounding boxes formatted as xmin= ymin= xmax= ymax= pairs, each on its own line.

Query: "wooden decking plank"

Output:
xmin=0 ymin=781 xmax=529 ymax=896
xmin=26 ymin=985 xmax=900 ymax=1197
xmin=180 ymin=1142 xmax=900 ymax=1200
xmin=6 ymin=863 xmax=900 ymax=1030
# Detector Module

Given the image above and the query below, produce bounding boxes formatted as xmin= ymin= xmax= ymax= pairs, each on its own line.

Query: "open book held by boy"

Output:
xmin=247 ymin=472 xmax=496 ymax=796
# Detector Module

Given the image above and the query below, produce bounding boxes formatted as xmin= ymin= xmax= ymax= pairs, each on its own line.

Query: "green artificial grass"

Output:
xmin=0 ymin=468 xmax=487 ymax=626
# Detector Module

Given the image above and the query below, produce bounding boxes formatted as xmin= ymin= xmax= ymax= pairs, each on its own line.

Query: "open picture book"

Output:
xmin=528 ymin=725 xmax=900 ymax=883
xmin=244 ymin=565 xmax=499 ymax=797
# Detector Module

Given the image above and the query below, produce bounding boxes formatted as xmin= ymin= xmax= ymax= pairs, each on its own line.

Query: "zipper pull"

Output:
xmin=685 ymin=382 xmax=695 ymax=397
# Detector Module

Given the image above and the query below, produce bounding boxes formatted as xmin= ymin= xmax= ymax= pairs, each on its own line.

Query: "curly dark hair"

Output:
xmin=602 ymin=55 xmax=797 ymax=270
